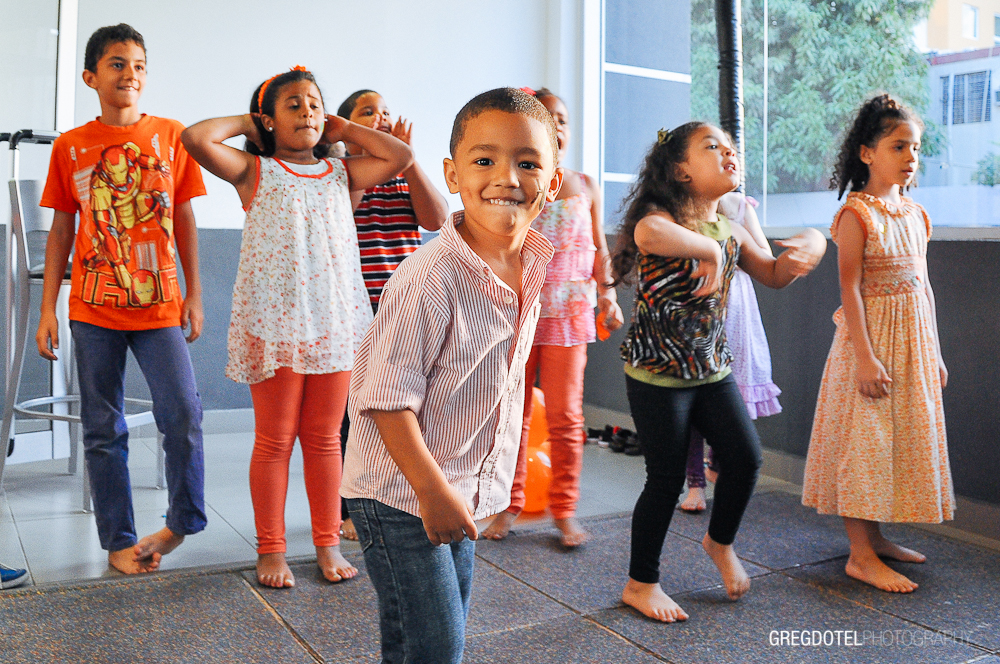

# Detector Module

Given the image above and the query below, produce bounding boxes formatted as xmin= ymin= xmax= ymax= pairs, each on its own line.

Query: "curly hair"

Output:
xmin=246 ymin=69 xmax=332 ymax=159
xmin=610 ymin=121 xmax=709 ymax=285
xmin=831 ymin=94 xmax=923 ymax=199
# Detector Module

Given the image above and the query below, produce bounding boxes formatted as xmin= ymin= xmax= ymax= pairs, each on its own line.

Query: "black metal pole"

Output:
xmin=716 ymin=0 xmax=744 ymax=184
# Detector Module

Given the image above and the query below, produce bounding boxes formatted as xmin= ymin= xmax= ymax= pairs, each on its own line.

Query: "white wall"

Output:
xmin=74 ymin=0 xmax=587 ymax=228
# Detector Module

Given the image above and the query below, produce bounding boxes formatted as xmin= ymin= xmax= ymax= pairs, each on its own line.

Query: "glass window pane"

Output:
xmin=603 ymin=73 xmax=690 ymax=176
xmin=606 ymin=0 xmax=690 ymax=73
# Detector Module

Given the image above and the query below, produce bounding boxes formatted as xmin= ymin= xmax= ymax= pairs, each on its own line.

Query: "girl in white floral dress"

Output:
xmin=182 ymin=67 xmax=411 ymax=589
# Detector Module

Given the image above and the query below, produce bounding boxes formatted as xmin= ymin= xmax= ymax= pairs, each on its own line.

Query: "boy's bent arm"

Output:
xmin=35 ymin=210 xmax=76 ymax=360
xmin=173 ymin=200 xmax=203 ymax=342
xmin=369 ymin=409 xmax=479 ymax=545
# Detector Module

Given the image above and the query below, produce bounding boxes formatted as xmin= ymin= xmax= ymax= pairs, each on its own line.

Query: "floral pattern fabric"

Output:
xmin=531 ymin=192 xmax=597 ymax=347
xmin=226 ymin=157 xmax=373 ymax=384
xmin=802 ymin=192 xmax=953 ymax=523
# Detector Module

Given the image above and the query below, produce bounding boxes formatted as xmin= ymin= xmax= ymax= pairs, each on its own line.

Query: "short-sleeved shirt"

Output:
xmin=340 ymin=211 xmax=554 ymax=519
xmin=40 ymin=115 xmax=206 ymax=330
xmin=354 ymin=175 xmax=423 ymax=307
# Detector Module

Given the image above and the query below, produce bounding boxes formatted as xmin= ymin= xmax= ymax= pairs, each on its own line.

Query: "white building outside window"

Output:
xmin=963 ymin=4 xmax=979 ymax=40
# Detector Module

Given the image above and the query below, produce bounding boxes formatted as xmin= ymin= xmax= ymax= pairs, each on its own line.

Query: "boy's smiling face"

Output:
xmin=444 ymin=110 xmax=561 ymax=242
xmin=82 ymin=40 xmax=146 ymax=111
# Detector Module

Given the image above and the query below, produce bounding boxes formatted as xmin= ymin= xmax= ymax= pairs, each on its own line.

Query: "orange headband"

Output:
xmin=257 ymin=65 xmax=309 ymax=111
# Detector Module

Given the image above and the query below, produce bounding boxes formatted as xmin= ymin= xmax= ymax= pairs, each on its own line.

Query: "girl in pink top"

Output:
xmin=182 ymin=67 xmax=411 ymax=589
xmin=483 ymin=88 xmax=624 ymax=547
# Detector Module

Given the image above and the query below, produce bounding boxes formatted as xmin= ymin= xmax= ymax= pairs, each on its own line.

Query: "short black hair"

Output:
xmin=449 ymin=87 xmax=558 ymax=162
xmin=337 ymin=89 xmax=377 ymax=119
xmin=84 ymin=24 xmax=145 ymax=73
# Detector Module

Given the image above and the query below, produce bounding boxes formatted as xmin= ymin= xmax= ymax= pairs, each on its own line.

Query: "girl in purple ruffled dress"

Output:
xmin=679 ymin=193 xmax=782 ymax=513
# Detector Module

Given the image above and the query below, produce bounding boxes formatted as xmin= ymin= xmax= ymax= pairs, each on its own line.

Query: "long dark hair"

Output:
xmin=831 ymin=94 xmax=923 ymax=199
xmin=246 ymin=69 xmax=331 ymax=159
xmin=610 ymin=121 xmax=708 ymax=285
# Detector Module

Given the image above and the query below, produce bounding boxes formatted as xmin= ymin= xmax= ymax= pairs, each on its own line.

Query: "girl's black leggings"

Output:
xmin=625 ymin=373 xmax=763 ymax=584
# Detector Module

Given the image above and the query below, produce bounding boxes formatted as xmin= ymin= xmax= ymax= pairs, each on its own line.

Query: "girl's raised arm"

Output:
xmin=181 ymin=115 xmax=259 ymax=208
xmin=735 ymin=224 xmax=825 ymax=289
xmin=635 ymin=212 xmax=724 ymax=297
xmin=324 ymin=115 xmax=413 ymax=192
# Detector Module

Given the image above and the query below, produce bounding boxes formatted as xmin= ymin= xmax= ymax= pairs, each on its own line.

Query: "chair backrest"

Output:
xmin=9 ymin=180 xmax=52 ymax=277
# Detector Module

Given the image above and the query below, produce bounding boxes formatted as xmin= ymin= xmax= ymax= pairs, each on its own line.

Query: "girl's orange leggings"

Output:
xmin=248 ymin=367 xmax=351 ymax=555
xmin=508 ymin=344 xmax=588 ymax=519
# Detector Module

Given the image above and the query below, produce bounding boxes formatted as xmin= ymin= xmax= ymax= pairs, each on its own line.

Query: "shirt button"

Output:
xmin=504 ymin=295 xmax=513 ymax=304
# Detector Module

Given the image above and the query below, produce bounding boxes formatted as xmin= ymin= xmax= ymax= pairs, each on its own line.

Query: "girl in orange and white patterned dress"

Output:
xmin=802 ymin=95 xmax=954 ymax=594
xmin=182 ymin=68 xmax=411 ymax=589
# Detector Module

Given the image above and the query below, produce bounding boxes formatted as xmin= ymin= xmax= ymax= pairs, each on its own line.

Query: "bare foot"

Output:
xmin=133 ymin=527 xmax=185 ymax=565
xmin=704 ymin=467 xmax=718 ymax=484
xmin=554 ymin=517 xmax=588 ymax=548
xmin=316 ymin=545 xmax=358 ymax=583
xmin=109 ymin=546 xmax=159 ymax=574
xmin=872 ymin=536 xmax=926 ymax=563
xmin=679 ymin=487 xmax=707 ymax=513
xmin=340 ymin=517 xmax=358 ymax=542
xmin=482 ymin=511 xmax=518 ymax=540
xmin=257 ymin=552 xmax=295 ymax=588
xmin=702 ymin=533 xmax=751 ymax=600
xmin=845 ymin=554 xmax=918 ymax=593
xmin=621 ymin=579 xmax=689 ymax=623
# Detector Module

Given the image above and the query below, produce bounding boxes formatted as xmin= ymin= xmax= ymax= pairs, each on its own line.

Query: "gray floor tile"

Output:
xmin=592 ymin=572 xmax=985 ymax=664
xmin=467 ymin=557 xmax=573 ymax=635
xmin=668 ymin=491 xmax=851 ymax=570
xmin=475 ymin=514 xmax=768 ymax=614
xmin=0 ymin=572 xmax=315 ymax=663
xmin=243 ymin=558 xmax=383 ymax=662
xmin=785 ymin=526 xmax=1000 ymax=652
xmin=246 ymin=551 xmax=572 ymax=662
xmin=465 ymin=614 xmax=662 ymax=664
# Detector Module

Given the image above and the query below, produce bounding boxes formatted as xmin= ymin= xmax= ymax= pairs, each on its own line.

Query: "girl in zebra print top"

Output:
xmin=611 ymin=122 xmax=826 ymax=623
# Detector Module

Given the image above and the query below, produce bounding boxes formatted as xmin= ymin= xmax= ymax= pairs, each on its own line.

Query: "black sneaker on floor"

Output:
xmin=623 ymin=432 xmax=643 ymax=456
xmin=610 ymin=427 xmax=633 ymax=453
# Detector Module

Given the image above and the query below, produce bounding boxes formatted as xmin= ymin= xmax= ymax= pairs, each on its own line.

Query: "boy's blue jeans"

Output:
xmin=346 ymin=498 xmax=474 ymax=664
xmin=71 ymin=321 xmax=207 ymax=552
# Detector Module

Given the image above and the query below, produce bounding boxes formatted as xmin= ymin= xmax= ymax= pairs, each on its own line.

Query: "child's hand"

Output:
xmin=391 ymin=117 xmax=413 ymax=146
xmin=181 ymin=292 xmax=204 ymax=343
xmin=857 ymin=356 xmax=892 ymax=398
xmin=938 ymin=358 xmax=948 ymax=389
xmin=597 ymin=295 xmax=624 ymax=333
xmin=418 ymin=484 xmax=479 ymax=545
xmin=243 ymin=114 xmax=265 ymax=152
xmin=35 ymin=311 xmax=60 ymax=361
xmin=774 ymin=228 xmax=826 ymax=277
xmin=690 ymin=246 xmax=723 ymax=297
xmin=320 ymin=114 xmax=352 ymax=145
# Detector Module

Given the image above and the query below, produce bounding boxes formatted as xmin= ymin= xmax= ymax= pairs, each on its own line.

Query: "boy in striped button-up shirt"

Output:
xmin=342 ymin=88 xmax=561 ymax=663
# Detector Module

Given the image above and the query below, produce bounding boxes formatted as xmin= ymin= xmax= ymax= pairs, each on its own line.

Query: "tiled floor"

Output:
xmin=0 ymin=425 xmax=663 ymax=585
xmin=1 ymin=423 xmax=999 ymax=663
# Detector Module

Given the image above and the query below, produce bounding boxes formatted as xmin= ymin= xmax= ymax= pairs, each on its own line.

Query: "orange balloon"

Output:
xmin=522 ymin=446 xmax=552 ymax=513
xmin=527 ymin=387 xmax=549 ymax=450
xmin=522 ymin=387 xmax=552 ymax=513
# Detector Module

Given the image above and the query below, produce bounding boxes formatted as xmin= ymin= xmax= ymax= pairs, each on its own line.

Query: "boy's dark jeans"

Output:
xmin=346 ymin=497 xmax=473 ymax=664
xmin=72 ymin=321 xmax=206 ymax=551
